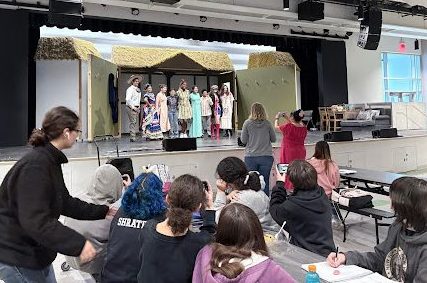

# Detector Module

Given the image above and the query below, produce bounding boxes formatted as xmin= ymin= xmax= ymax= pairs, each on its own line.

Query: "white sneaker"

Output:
xmin=183 ymin=133 xmax=188 ymax=138
xmin=179 ymin=133 xmax=183 ymax=138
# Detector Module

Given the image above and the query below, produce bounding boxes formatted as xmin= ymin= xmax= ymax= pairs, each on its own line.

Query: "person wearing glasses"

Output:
xmin=0 ymin=106 xmax=116 ymax=282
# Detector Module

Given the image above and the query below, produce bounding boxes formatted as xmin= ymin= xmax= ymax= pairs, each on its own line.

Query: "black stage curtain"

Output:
xmin=31 ymin=14 xmax=322 ymax=119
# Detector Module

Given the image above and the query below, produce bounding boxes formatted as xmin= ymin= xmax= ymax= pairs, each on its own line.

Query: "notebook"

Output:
xmin=341 ymin=272 xmax=395 ymax=283
xmin=301 ymin=262 xmax=372 ymax=282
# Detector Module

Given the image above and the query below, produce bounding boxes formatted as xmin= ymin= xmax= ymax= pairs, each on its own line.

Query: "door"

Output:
xmin=393 ymin=147 xmax=406 ymax=172
xmin=334 ymin=153 xmax=350 ymax=167
xmin=348 ymin=151 xmax=366 ymax=169
xmin=391 ymin=103 xmax=407 ymax=130
xmin=407 ymin=103 xmax=427 ymax=130
xmin=404 ymin=146 xmax=417 ymax=172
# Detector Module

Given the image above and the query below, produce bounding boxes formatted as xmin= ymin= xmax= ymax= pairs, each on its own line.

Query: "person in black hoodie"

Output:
xmin=0 ymin=106 xmax=114 ymax=283
xmin=269 ymin=160 xmax=335 ymax=257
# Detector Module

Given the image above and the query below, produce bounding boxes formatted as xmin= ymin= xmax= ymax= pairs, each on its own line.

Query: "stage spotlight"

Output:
xmin=346 ymin=31 xmax=353 ymax=37
xmin=415 ymin=39 xmax=420 ymax=50
xmin=200 ymin=16 xmax=207 ymax=22
xmin=323 ymin=29 xmax=329 ymax=35
xmin=357 ymin=5 xmax=364 ymax=21
xmin=283 ymin=0 xmax=289 ymax=11
xmin=273 ymin=24 xmax=280 ymax=30
xmin=131 ymin=8 xmax=140 ymax=15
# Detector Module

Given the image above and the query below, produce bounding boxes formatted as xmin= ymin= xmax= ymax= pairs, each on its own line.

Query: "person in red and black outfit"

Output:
xmin=0 ymin=106 xmax=115 ymax=283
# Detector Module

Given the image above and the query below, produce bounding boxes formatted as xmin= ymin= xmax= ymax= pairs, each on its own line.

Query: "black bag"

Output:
xmin=237 ymin=137 xmax=246 ymax=147
xmin=332 ymin=188 xmax=373 ymax=209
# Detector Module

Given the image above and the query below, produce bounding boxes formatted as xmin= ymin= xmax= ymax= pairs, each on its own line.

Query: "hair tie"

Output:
xmin=243 ymin=174 xmax=250 ymax=185
xmin=299 ymin=110 xmax=304 ymax=117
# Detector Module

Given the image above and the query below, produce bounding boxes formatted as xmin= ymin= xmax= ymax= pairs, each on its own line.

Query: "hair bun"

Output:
xmin=28 ymin=128 xmax=48 ymax=147
xmin=167 ymin=207 xmax=192 ymax=234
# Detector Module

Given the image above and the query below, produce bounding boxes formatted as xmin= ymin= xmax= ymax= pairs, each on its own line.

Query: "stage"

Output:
xmin=1 ymin=129 xmax=427 ymax=199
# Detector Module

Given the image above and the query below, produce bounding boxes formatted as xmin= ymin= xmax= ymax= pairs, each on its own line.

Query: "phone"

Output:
xmin=202 ymin=181 xmax=209 ymax=191
xmin=276 ymin=163 xmax=289 ymax=174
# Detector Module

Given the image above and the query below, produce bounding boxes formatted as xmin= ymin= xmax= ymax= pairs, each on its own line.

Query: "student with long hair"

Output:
xmin=241 ymin=102 xmax=276 ymax=195
xmin=275 ymin=109 xmax=307 ymax=190
xmin=0 ymin=106 xmax=114 ymax=282
xmin=214 ymin=157 xmax=279 ymax=233
xmin=177 ymin=79 xmax=192 ymax=138
xmin=270 ymin=160 xmax=335 ymax=257
xmin=327 ymin=177 xmax=427 ymax=282
xmin=137 ymin=174 xmax=215 ymax=283
xmin=102 ymin=172 xmax=166 ymax=282
xmin=308 ymin=141 xmax=340 ymax=198
xmin=219 ymin=84 xmax=234 ymax=138
xmin=190 ymin=85 xmax=203 ymax=138
xmin=193 ymin=203 xmax=296 ymax=282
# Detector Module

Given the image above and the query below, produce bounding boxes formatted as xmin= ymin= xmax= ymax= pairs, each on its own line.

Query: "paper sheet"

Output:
xmin=341 ymin=272 xmax=395 ymax=283
xmin=301 ymin=262 xmax=372 ymax=282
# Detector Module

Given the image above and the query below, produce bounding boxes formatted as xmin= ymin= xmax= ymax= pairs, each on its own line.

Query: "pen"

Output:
xmin=335 ymin=246 xmax=339 ymax=261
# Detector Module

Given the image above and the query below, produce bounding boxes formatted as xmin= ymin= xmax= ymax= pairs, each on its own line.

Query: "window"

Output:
xmin=381 ymin=53 xmax=422 ymax=102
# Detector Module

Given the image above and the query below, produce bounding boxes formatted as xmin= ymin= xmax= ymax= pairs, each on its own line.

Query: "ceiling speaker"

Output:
xmin=48 ymin=0 xmax=83 ymax=27
xmin=357 ymin=6 xmax=382 ymax=50
xmin=151 ymin=0 xmax=181 ymax=4
xmin=298 ymin=1 xmax=324 ymax=22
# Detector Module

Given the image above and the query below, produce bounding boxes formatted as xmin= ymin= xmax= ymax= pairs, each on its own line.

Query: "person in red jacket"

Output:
xmin=0 ymin=106 xmax=116 ymax=282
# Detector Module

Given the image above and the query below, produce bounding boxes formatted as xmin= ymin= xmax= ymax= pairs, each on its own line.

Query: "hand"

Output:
xmin=227 ymin=190 xmax=240 ymax=202
xmin=275 ymin=113 xmax=280 ymax=119
xmin=327 ymin=252 xmax=346 ymax=268
xmin=216 ymin=179 xmax=228 ymax=192
xmin=106 ymin=206 xmax=118 ymax=220
xmin=122 ymin=174 xmax=132 ymax=187
xmin=275 ymin=166 xmax=287 ymax=182
xmin=204 ymin=182 xmax=214 ymax=210
xmin=79 ymin=240 xmax=96 ymax=264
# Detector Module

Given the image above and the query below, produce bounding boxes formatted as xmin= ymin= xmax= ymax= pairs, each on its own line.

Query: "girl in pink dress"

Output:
xmin=275 ymin=109 xmax=307 ymax=190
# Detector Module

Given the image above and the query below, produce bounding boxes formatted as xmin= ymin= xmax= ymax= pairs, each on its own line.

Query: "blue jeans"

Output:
xmin=168 ymin=111 xmax=179 ymax=137
xmin=0 ymin=262 xmax=56 ymax=283
xmin=244 ymin=156 xmax=274 ymax=196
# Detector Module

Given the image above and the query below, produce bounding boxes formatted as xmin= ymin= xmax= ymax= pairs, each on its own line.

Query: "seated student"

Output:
xmin=102 ymin=172 xmax=166 ymax=283
xmin=137 ymin=174 xmax=216 ymax=283
xmin=327 ymin=177 xmax=427 ymax=282
xmin=269 ymin=160 xmax=336 ymax=257
xmin=193 ymin=203 xmax=296 ymax=283
xmin=214 ymin=157 xmax=279 ymax=233
xmin=64 ymin=164 xmax=123 ymax=279
xmin=307 ymin=141 xmax=340 ymax=198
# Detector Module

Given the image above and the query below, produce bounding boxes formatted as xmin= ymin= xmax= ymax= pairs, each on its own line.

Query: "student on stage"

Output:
xmin=125 ymin=75 xmax=142 ymax=142
xmin=274 ymin=109 xmax=307 ymax=190
xmin=177 ymin=79 xmax=192 ymax=138
xmin=0 ymin=107 xmax=114 ymax=283
xmin=269 ymin=160 xmax=335 ymax=257
xmin=102 ymin=172 xmax=166 ymax=282
xmin=214 ymin=157 xmax=279 ymax=233
xmin=190 ymin=86 xmax=203 ymax=138
xmin=220 ymin=84 xmax=234 ymax=138
xmin=201 ymin=89 xmax=213 ymax=137
xmin=327 ymin=177 xmax=427 ymax=282
xmin=156 ymin=84 xmax=170 ymax=137
xmin=167 ymin=88 xmax=179 ymax=138
xmin=142 ymin=84 xmax=163 ymax=140
xmin=137 ymin=175 xmax=216 ymax=283
xmin=209 ymin=85 xmax=222 ymax=139
xmin=241 ymin=102 xmax=276 ymax=196
xmin=193 ymin=203 xmax=296 ymax=283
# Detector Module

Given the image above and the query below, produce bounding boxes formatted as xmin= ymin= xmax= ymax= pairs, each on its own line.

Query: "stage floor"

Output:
xmin=1 ymin=129 xmax=427 ymax=162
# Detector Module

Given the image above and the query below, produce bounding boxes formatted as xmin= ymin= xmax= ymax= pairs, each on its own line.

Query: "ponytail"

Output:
xmin=28 ymin=128 xmax=48 ymax=147
xmin=216 ymin=157 xmax=261 ymax=192
xmin=167 ymin=207 xmax=193 ymax=234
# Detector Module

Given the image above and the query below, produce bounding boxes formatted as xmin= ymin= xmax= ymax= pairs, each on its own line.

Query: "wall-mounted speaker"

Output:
xmin=357 ymin=6 xmax=382 ymax=50
xmin=298 ymin=1 xmax=324 ymax=22
xmin=163 ymin=138 xmax=197 ymax=152
xmin=49 ymin=0 xmax=83 ymax=28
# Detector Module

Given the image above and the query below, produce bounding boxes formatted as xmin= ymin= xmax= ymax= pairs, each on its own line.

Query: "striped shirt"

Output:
xmin=201 ymin=96 xmax=213 ymax=116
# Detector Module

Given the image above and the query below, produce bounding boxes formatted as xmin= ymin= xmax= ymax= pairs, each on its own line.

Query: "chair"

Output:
xmin=302 ymin=110 xmax=315 ymax=129
xmin=327 ymin=107 xmax=343 ymax=132
xmin=318 ymin=107 xmax=329 ymax=131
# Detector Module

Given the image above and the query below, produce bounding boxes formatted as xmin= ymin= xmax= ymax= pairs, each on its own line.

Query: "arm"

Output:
xmin=213 ymin=190 xmax=227 ymax=209
xmin=414 ymin=251 xmax=427 ymax=282
xmin=155 ymin=95 xmax=161 ymax=112
xmin=269 ymin=122 xmax=277 ymax=143
xmin=125 ymin=88 xmax=133 ymax=108
xmin=16 ymin=165 xmax=87 ymax=256
xmin=332 ymin=162 xmax=340 ymax=188
xmin=269 ymin=181 xmax=290 ymax=225
xmin=208 ymin=97 xmax=213 ymax=106
xmin=240 ymin=121 xmax=249 ymax=145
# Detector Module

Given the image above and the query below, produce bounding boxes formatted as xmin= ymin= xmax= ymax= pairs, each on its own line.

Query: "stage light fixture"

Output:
xmin=415 ymin=39 xmax=420 ymax=50
xmin=273 ymin=24 xmax=280 ymax=30
xmin=346 ymin=31 xmax=353 ymax=37
xmin=200 ymin=16 xmax=207 ymax=22
xmin=357 ymin=5 xmax=364 ymax=21
xmin=131 ymin=8 xmax=140 ymax=15
xmin=283 ymin=0 xmax=289 ymax=11
xmin=323 ymin=29 xmax=329 ymax=36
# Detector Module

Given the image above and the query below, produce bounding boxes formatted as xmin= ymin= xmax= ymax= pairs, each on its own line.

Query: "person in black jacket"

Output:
xmin=0 ymin=106 xmax=115 ymax=282
xmin=269 ymin=160 xmax=336 ymax=257
xmin=137 ymin=174 xmax=216 ymax=283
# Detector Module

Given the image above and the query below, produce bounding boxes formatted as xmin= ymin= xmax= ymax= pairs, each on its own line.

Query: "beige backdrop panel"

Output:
xmin=236 ymin=66 xmax=297 ymax=129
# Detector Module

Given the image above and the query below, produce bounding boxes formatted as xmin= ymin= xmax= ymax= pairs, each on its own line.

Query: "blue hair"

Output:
xmin=121 ymin=172 xmax=167 ymax=220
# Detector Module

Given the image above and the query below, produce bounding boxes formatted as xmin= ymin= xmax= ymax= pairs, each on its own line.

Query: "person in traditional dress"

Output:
xmin=201 ymin=89 xmax=213 ymax=137
xmin=220 ymin=84 xmax=234 ymax=138
xmin=189 ymin=86 xmax=203 ymax=138
xmin=125 ymin=75 xmax=142 ymax=142
xmin=209 ymin=85 xmax=221 ymax=139
xmin=156 ymin=84 xmax=170 ymax=137
xmin=177 ymin=79 xmax=192 ymax=138
xmin=141 ymin=84 xmax=163 ymax=140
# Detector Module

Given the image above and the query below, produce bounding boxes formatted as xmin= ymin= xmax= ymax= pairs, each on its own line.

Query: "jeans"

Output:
xmin=126 ymin=107 xmax=139 ymax=139
xmin=201 ymin=116 xmax=211 ymax=135
xmin=244 ymin=156 xmax=274 ymax=196
xmin=168 ymin=111 xmax=179 ymax=137
xmin=0 ymin=262 xmax=56 ymax=283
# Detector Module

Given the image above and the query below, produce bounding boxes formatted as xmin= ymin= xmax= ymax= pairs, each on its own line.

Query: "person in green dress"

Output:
xmin=189 ymin=86 xmax=203 ymax=138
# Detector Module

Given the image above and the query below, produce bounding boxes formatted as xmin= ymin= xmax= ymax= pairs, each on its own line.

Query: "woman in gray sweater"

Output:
xmin=240 ymin=103 xmax=276 ymax=195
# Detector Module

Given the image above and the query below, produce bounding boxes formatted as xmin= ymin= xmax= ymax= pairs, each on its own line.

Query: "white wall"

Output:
xmin=36 ymin=60 xmax=80 ymax=127
xmin=346 ymin=35 xmax=423 ymax=104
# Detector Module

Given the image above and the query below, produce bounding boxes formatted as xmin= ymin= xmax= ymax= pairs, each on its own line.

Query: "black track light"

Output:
xmin=200 ymin=16 xmax=207 ymax=22
xmin=283 ymin=0 xmax=289 ymax=11
xmin=131 ymin=8 xmax=140 ymax=16
xmin=357 ymin=5 xmax=364 ymax=21
xmin=415 ymin=39 xmax=420 ymax=50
